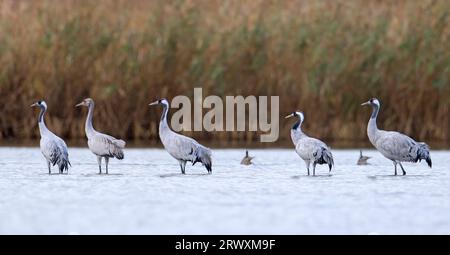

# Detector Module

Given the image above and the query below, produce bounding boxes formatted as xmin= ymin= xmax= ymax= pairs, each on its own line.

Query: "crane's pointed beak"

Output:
xmin=285 ymin=113 xmax=294 ymax=119
xmin=149 ymin=101 xmax=159 ymax=106
xmin=361 ymin=101 xmax=370 ymax=106
xmin=75 ymin=102 xmax=84 ymax=107
xmin=30 ymin=103 xmax=38 ymax=107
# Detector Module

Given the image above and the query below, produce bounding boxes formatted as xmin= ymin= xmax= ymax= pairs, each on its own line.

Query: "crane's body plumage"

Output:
xmin=362 ymin=98 xmax=431 ymax=175
xmin=288 ymin=112 xmax=333 ymax=175
xmin=77 ymin=98 xmax=125 ymax=174
xmin=151 ymin=99 xmax=212 ymax=174
xmin=86 ymin=131 xmax=125 ymax=159
xmin=33 ymin=101 xmax=70 ymax=174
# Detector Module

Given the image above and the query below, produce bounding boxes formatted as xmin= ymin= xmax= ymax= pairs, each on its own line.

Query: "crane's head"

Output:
xmin=149 ymin=98 xmax=169 ymax=107
xmin=285 ymin=111 xmax=304 ymax=122
xmin=75 ymin=98 xmax=94 ymax=108
xmin=361 ymin=98 xmax=380 ymax=107
xmin=30 ymin=100 xmax=47 ymax=109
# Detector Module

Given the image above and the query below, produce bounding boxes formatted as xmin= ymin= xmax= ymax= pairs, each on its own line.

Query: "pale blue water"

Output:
xmin=0 ymin=147 xmax=448 ymax=234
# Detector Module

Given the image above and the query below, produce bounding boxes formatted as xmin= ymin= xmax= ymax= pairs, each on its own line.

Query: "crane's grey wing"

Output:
xmin=167 ymin=134 xmax=204 ymax=160
xmin=295 ymin=137 xmax=333 ymax=167
xmin=190 ymin=143 xmax=212 ymax=170
xmin=311 ymin=138 xmax=334 ymax=169
xmin=296 ymin=137 xmax=324 ymax=155
xmin=41 ymin=137 xmax=71 ymax=171
xmin=55 ymin=137 xmax=71 ymax=171
xmin=104 ymin=134 xmax=126 ymax=148
xmin=375 ymin=131 xmax=417 ymax=161
xmin=56 ymin=137 xmax=71 ymax=166
xmin=41 ymin=138 xmax=62 ymax=166
xmin=162 ymin=133 xmax=212 ymax=172
xmin=89 ymin=133 xmax=125 ymax=159
xmin=376 ymin=131 xmax=431 ymax=166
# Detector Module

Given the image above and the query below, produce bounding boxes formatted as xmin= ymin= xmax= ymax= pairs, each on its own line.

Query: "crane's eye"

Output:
xmin=38 ymin=101 xmax=42 ymax=105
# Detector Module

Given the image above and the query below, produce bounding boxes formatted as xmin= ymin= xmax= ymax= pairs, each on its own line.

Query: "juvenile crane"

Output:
xmin=31 ymin=100 xmax=71 ymax=174
xmin=361 ymin=98 xmax=431 ymax=175
xmin=76 ymin=98 xmax=125 ymax=174
xmin=286 ymin=111 xmax=333 ymax=175
xmin=150 ymin=98 xmax=212 ymax=174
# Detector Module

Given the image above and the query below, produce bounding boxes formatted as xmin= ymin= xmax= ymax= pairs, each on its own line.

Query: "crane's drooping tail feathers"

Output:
xmin=52 ymin=155 xmax=70 ymax=172
xmin=58 ymin=158 xmax=71 ymax=172
xmin=114 ymin=149 xmax=124 ymax=160
xmin=112 ymin=139 xmax=126 ymax=160
xmin=192 ymin=146 xmax=212 ymax=173
xmin=415 ymin=142 xmax=432 ymax=168
xmin=314 ymin=147 xmax=334 ymax=171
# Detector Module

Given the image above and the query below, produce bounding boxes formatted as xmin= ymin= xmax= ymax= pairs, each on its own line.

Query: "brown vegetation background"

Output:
xmin=0 ymin=0 xmax=449 ymax=147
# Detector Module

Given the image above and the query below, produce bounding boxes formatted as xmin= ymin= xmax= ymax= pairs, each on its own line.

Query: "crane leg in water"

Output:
xmin=97 ymin=156 xmax=102 ymax=174
xmin=179 ymin=160 xmax=186 ymax=174
xmin=304 ymin=160 xmax=310 ymax=176
xmin=105 ymin=157 xmax=109 ymax=174
xmin=47 ymin=161 xmax=51 ymax=175
xmin=399 ymin=162 xmax=406 ymax=175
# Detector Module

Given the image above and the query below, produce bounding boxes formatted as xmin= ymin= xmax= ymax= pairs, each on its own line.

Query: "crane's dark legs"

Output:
xmin=393 ymin=161 xmax=397 ymax=175
xmin=97 ymin=156 xmax=102 ymax=174
xmin=47 ymin=161 xmax=51 ymax=175
xmin=105 ymin=157 xmax=109 ymax=174
xmin=206 ymin=162 xmax=212 ymax=174
xmin=399 ymin=162 xmax=406 ymax=175
xmin=304 ymin=160 xmax=310 ymax=176
xmin=179 ymin=160 xmax=186 ymax=174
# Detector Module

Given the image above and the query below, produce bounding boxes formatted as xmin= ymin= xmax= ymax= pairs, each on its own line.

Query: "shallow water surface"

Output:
xmin=0 ymin=148 xmax=449 ymax=234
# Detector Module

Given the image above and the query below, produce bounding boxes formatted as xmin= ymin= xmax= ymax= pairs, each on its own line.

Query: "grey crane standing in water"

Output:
xmin=76 ymin=98 xmax=125 ymax=174
xmin=149 ymin=98 xmax=212 ymax=174
xmin=357 ymin=150 xmax=371 ymax=165
xmin=361 ymin=98 xmax=432 ymax=175
xmin=31 ymin=101 xmax=71 ymax=174
xmin=286 ymin=111 xmax=334 ymax=176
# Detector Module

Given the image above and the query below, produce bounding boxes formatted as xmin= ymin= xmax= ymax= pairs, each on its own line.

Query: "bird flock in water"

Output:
xmin=31 ymin=97 xmax=432 ymax=176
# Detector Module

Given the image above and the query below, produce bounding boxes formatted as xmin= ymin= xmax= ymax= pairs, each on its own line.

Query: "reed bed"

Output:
xmin=0 ymin=0 xmax=449 ymax=146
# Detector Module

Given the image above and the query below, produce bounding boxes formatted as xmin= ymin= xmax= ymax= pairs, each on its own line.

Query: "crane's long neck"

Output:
xmin=158 ymin=102 xmax=173 ymax=141
xmin=367 ymin=104 xmax=380 ymax=143
xmin=290 ymin=117 xmax=305 ymax=145
xmin=85 ymin=103 xmax=96 ymax=137
xmin=37 ymin=107 xmax=49 ymax=136
xmin=159 ymin=103 xmax=170 ymax=129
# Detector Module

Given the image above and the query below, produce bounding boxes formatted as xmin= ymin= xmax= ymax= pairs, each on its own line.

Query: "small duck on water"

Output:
xmin=241 ymin=150 xmax=254 ymax=165
xmin=357 ymin=150 xmax=371 ymax=165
